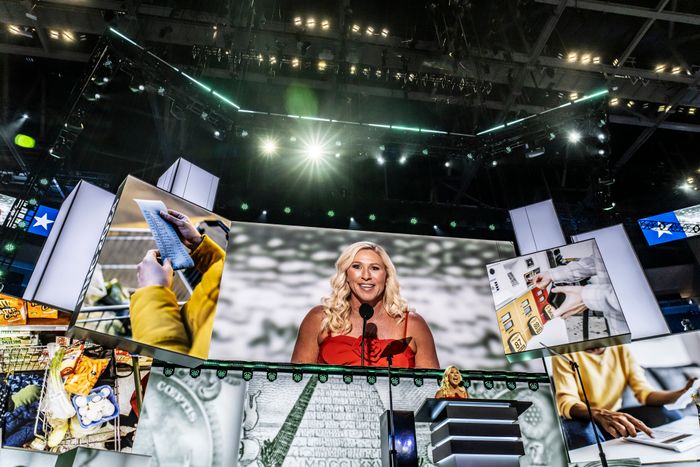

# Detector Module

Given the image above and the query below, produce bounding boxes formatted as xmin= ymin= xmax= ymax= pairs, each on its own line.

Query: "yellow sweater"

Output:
xmin=130 ymin=235 xmax=225 ymax=359
xmin=552 ymin=345 xmax=655 ymax=419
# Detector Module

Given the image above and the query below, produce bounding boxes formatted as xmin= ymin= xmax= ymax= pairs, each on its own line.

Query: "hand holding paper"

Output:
xmin=134 ymin=199 xmax=194 ymax=270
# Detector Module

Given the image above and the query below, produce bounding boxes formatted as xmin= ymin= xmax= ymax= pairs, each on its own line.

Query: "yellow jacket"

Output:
xmin=130 ymin=235 xmax=224 ymax=359
xmin=552 ymin=345 xmax=655 ymax=419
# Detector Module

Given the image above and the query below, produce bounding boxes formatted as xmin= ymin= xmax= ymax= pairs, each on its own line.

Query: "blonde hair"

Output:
xmin=322 ymin=241 xmax=408 ymax=335
xmin=440 ymin=366 xmax=462 ymax=393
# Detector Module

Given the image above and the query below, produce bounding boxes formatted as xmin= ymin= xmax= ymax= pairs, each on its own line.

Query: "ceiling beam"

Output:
xmin=534 ymin=0 xmax=700 ymax=26
xmin=617 ymin=0 xmax=670 ymax=67
xmin=609 ymin=114 xmax=700 ymax=133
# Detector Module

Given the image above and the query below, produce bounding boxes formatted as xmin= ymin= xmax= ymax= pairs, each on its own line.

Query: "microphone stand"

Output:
xmin=542 ymin=343 xmax=608 ymax=467
xmin=386 ymin=353 xmax=397 ymax=467
xmin=361 ymin=316 xmax=368 ymax=367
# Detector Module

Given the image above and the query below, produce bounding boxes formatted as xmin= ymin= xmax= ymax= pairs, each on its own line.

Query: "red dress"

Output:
xmin=317 ymin=313 xmax=415 ymax=368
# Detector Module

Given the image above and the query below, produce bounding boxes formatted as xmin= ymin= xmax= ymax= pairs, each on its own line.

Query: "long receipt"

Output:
xmin=134 ymin=199 xmax=194 ymax=270
xmin=665 ymin=378 xmax=700 ymax=411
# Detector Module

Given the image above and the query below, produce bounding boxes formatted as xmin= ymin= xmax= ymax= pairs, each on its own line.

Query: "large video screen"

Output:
xmin=547 ymin=333 xmax=700 ymax=465
xmin=72 ymin=176 xmax=230 ymax=364
xmin=208 ymin=222 xmax=516 ymax=370
xmin=486 ymin=239 xmax=630 ymax=361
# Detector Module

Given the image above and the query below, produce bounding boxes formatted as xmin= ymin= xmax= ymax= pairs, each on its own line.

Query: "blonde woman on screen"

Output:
xmin=291 ymin=241 xmax=439 ymax=368
xmin=435 ymin=366 xmax=470 ymax=399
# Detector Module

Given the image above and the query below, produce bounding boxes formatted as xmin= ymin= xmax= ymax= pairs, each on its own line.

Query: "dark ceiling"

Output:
xmin=1 ymin=0 xmax=699 ymax=270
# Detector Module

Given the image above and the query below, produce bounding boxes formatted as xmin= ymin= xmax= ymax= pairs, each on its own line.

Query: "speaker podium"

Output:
xmin=415 ymin=398 xmax=532 ymax=467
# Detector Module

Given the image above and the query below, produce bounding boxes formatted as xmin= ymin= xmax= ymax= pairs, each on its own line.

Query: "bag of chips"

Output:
xmin=0 ymin=294 xmax=26 ymax=325
xmin=60 ymin=343 xmax=85 ymax=377
xmin=26 ymin=302 xmax=58 ymax=319
xmin=63 ymin=355 xmax=109 ymax=396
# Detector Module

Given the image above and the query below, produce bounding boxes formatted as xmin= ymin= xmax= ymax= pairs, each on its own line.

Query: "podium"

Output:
xmin=415 ymin=398 xmax=532 ymax=467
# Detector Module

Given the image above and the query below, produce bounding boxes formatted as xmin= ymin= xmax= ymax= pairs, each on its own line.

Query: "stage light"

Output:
xmin=335 ymin=140 xmax=342 ymax=146
xmin=14 ymin=134 xmax=36 ymax=149
xmin=377 ymin=156 xmax=385 ymax=165
xmin=369 ymin=213 xmax=376 ymax=221
xmin=351 ymin=24 xmax=360 ymax=34
xmin=602 ymin=201 xmax=616 ymax=211
xmin=28 ymin=198 xmax=37 ymax=206
xmin=367 ymin=374 xmax=377 ymax=385
xmin=262 ymin=210 xmax=268 ymax=215
xmin=504 ymin=147 xmax=512 ymax=154
xmin=284 ymin=206 xmax=292 ymax=214
xmin=241 ymin=130 xmax=249 ymax=137
xmin=597 ymin=132 xmax=606 ymax=142
xmin=242 ymin=370 xmax=253 ymax=381
xmin=626 ymin=100 xmax=635 ymax=108
xmin=390 ymin=376 xmax=400 ymax=386
xmin=567 ymin=130 xmax=581 ymax=143
xmin=241 ymin=203 xmax=249 ymax=210
xmin=293 ymin=16 xmax=302 ymax=27
xmin=580 ymin=54 xmax=590 ymax=65
xmin=62 ymin=31 xmax=75 ymax=42
xmin=269 ymin=56 xmax=277 ymax=65
xmin=399 ymin=156 xmax=407 ymax=164
xmin=379 ymin=145 xmax=385 ymax=151
xmin=189 ymin=368 xmax=201 ymax=378
xmin=366 ymin=26 xmax=374 ymax=36
xmin=3 ymin=242 xmax=16 ymax=253
xmin=216 ymin=369 xmax=228 ymax=379
xmin=267 ymin=370 xmax=277 ymax=382
xmin=525 ymin=147 xmax=545 ymax=159
xmin=214 ymin=130 xmax=221 ymax=138
xmin=598 ymin=149 xmax=606 ymax=156
xmin=317 ymin=60 xmax=327 ymax=71
xmin=433 ymin=224 xmax=438 ymax=230
xmin=49 ymin=30 xmax=59 ymax=40
xmin=569 ymin=92 xmax=578 ymax=100
xmin=484 ymin=379 xmax=494 ymax=390
xmin=261 ymin=137 xmax=278 ymax=155
xmin=343 ymin=374 xmax=353 ymax=384
xmin=450 ymin=221 xmax=457 ymax=228
xmin=528 ymin=381 xmax=539 ymax=391
xmin=413 ymin=377 xmax=423 ymax=387
xmin=318 ymin=372 xmax=328 ymax=383
xmin=609 ymin=97 xmax=619 ymax=106
xmin=491 ymin=160 xmax=498 ymax=167
xmin=334 ymin=153 xmax=340 ymax=158
xmin=350 ymin=217 xmax=355 ymax=222
xmin=506 ymin=380 xmax=516 ymax=391
xmin=410 ymin=217 xmax=418 ymax=225
xmin=488 ymin=224 xmax=496 ymax=231
xmin=327 ymin=210 xmax=335 ymax=217
xmin=306 ymin=143 xmax=324 ymax=159
xmin=592 ymin=56 xmax=601 ymax=64
xmin=566 ymin=52 xmax=578 ymax=62
xmin=672 ymin=66 xmax=682 ymax=74
xmin=163 ymin=366 xmax=175 ymax=377
xmin=306 ymin=17 xmax=316 ymax=29
xmin=421 ymin=148 xmax=429 ymax=156
xmin=39 ymin=178 xmax=49 ymax=186
xmin=655 ymin=64 xmax=666 ymax=73
xmin=157 ymin=86 xmax=166 ymax=95
xmin=21 ymin=113 xmax=29 ymax=119
xmin=321 ymin=19 xmax=330 ymax=30
xmin=291 ymin=57 xmax=300 ymax=68
xmin=292 ymin=370 xmax=303 ymax=383
xmin=689 ymin=108 xmax=696 ymax=115
xmin=444 ymin=161 xmax=451 ymax=167
xmin=290 ymin=136 xmax=297 ymax=142
xmin=381 ymin=28 xmax=389 ymax=38
xmin=350 ymin=64 xmax=357 ymax=74
xmin=8 ymin=25 xmax=22 ymax=35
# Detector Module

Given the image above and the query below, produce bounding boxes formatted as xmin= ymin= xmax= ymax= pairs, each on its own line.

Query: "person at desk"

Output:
xmin=291 ymin=241 xmax=439 ymax=368
xmin=435 ymin=366 xmax=470 ymax=399
xmin=131 ymin=209 xmax=225 ymax=359
xmin=552 ymin=345 xmax=695 ymax=450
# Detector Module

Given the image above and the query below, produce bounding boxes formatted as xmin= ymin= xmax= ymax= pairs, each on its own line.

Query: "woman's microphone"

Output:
xmin=359 ymin=303 xmax=374 ymax=367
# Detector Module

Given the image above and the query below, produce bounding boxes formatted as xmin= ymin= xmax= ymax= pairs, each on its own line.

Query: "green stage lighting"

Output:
xmin=284 ymin=206 xmax=292 ymax=214
xmin=410 ymin=217 xmax=418 ymax=225
xmin=368 ymin=213 xmax=376 ymax=221
xmin=327 ymin=210 xmax=335 ymax=217
xmin=241 ymin=202 xmax=249 ymax=210
xmin=449 ymin=221 xmax=457 ymax=228
xmin=14 ymin=134 xmax=36 ymax=149
xmin=4 ymin=243 xmax=16 ymax=253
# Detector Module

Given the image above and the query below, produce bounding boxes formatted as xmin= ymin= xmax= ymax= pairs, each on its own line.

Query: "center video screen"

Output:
xmin=486 ymin=239 xmax=630 ymax=362
xmin=208 ymin=222 xmax=517 ymax=370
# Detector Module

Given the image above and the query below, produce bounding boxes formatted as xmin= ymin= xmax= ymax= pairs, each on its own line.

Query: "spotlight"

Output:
xmin=597 ymin=132 xmax=606 ymax=142
xmin=39 ymin=178 xmax=49 ymax=186
xmin=504 ymin=147 xmax=512 ymax=154
xmin=413 ymin=377 xmax=423 ymax=387
xmin=350 ymin=217 xmax=355 ymax=222
xmin=291 ymin=57 xmax=300 ymax=68
xmin=262 ymin=210 xmax=268 ymax=215
xmin=343 ymin=373 xmax=353 ymax=384
xmin=367 ymin=374 xmax=377 ymax=385
xmin=569 ymin=92 xmax=578 ymax=100
xmin=379 ymin=145 xmax=386 ymax=151
xmin=410 ymin=217 xmax=418 ymax=225
xmin=390 ymin=376 xmax=400 ymax=386
xmin=444 ymin=161 xmax=451 ymax=167
xmin=216 ymin=369 xmax=228 ymax=379
xmin=627 ymin=100 xmax=635 ymax=108
xmin=242 ymin=370 xmax=253 ymax=381
xmin=283 ymin=206 xmax=292 ymax=214
xmin=214 ymin=130 xmax=221 ymax=138
xmin=293 ymin=16 xmax=302 ymax=27
xmin=369 ymin=213 xmax=376 ymax=221
xmin=528 ymin=381 xmax=539 ymax=391
xmin=351 ymin=24 xmax=360 ymax=34
xmin=335 ymin=153 xmax=340 ymax=158
xmin=377 ymin=156 xmax=385 ymax=165
xmin=27 ymin=198 xmax=37 ymax=206
xmin=350 ymin=64 xmax=357 ymax=75
xmin=433 ymin=224 xmax=438 ymax=229
xmin=306 ymin=17 xmax=316 ymax=29
xmin=189 ymin=368 xmax=201 ymax=378
xmin=266 ymin=370 xmax=278 ymax=382
xmin=163 ymin=366 xmax=175 ymax=377
xmin=321 ymin=19 xmax=330 ymax=30
xmin=567 ymin=130 xmax=581 ymax=143
xmin=21 ymin=113 xmax=29 ymax=119
xmin=261 ymin=137 xmax=278 ymax=155
xmin=381 ymin=28 xmax=389 ymax=38
xmin=449 ymin=220 xmax=457 ymax=228
xmin=241 ymin=203 xmax=249 ymax=210
xmin=62 ymin=31 xmax=75 ymax=42
xmin=327 ymin=210 xmax=335 ymax=217
xmin=317 ymin=60 xmax=327 ymax=71
xmin=49 ymin=30 xmax=59 ymax=40
xmin=566 ymin=52 xmax=577 ymax=62
xmin=672 ymin=66 xmax=682 ymax=74
xmin=292 ymin=370 xmax=303 ymax=383
xmin=421 ymin=148 xmax=429 ymax=156
xmin=506 ymin=380 xmax=516 ymax=391
xmin=306 ymin=143 xmax=324 ymax=159
xmin=3 ymin=243 xmax=17 ymax=253
xmin=484 ymin=379 xmax=494 ymax=390
xmin=598 ymin=149 xmax=606 ymax=156
xmin=318 ymin=372 xmax=328 ymax=383
xmin=366 ymin=26 xmax=375 ymax=36
xmin=240 ymin=130 xmax=249 ymax=137
xmin=139 ymin=84 xmax=145 ymax=91
xmin=399 ymin=156 xmax=407 ymax=164
xmin=491 ymin=160 xmax=498 ymax=167
xmin=488 ymin=224 xmax=496 ymax=231
xmin=609 ymin=97 xmax=619 ymax=106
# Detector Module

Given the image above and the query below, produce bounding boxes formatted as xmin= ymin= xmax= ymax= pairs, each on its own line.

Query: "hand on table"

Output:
xmin=137 ymin=249 xmax=173 ymax=288
xmin=159 ymin=209 xmax=202 ymax=250
xmin=592 ymin=408 xmax=654 ymax=439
